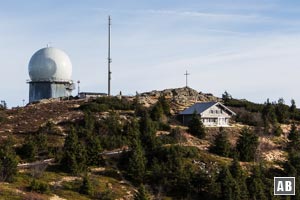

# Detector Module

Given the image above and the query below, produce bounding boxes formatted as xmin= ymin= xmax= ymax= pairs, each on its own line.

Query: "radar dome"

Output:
xmin=28 ymin=47 xmax=72 ymax=81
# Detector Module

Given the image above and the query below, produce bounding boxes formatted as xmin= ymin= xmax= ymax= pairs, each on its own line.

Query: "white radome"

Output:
xmin=28 ymin=47 xmax=72 ymax=81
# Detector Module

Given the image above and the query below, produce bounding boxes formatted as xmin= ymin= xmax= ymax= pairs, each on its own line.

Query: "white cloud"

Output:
xmin=145 ymin=9 xmax=262 ymax=21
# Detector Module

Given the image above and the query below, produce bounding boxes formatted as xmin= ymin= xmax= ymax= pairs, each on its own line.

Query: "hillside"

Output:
xmin=0 ymin=87 xmax=297 ymax=200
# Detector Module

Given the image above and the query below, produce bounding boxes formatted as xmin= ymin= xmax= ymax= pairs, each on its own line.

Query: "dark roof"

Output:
xmin=179 ymin=101 xmax=236 ymax=115
xmin=179 ymin=102 xmax=217 ymax=115
xmin=79 ymin=92 xmax=107 ymax=95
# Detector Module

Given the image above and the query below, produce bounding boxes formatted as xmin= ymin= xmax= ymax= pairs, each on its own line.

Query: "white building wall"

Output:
xmin=200 ymin=105 xmax=232 ymax=127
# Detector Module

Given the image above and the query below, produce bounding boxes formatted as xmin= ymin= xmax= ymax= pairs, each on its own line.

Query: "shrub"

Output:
xmin=29 ymin=179 xmax=50 ymax=194
xmin=188 ymin=112 xmax=206 ymax=139
xmin=158 ymin=122 xmax=171 ymax=131
xmin=273 ymin=125 xmax=283 ymax=136
xmin=79 ymin=97 xmax=133 ymax=112
xmin=79 ymin=102 xmax=109 ymax=112
xmin=18 ymin=137 xmax=38 ymax=161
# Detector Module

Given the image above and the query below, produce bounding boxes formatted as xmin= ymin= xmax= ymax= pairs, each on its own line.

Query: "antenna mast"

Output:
xmin=108 ymin=16 xmax=112 ymax=96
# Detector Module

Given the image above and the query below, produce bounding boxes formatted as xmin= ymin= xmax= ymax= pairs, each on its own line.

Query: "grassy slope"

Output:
xmin=0 ymin=96 xmax=292 ymax=199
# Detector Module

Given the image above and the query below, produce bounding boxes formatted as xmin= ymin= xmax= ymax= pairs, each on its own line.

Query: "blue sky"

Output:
xmin=1 ymin=0 xmax=300 ymax=107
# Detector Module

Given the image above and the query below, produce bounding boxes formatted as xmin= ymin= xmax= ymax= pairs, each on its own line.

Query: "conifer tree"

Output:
xmin=247 ymin=166 xmax=267 ymax=200
xmin=222 ymin=91 xmax=232 ymax=103
xmin=106 ymin=111 xmax=122 ymax=135
xmin=288 ymin=123 xmax=299 ymax=143
xmin=127 ymin=139 xmax=147 ymax=184
xmin=0 ymin=136 xmax=18 ymax=182
xmin=139 ymin=112 xmax=159 ymax=152
xmin=83 ymin=112 xmax=95 ymax=133
xmin=127 ymin=120 xmax=147 ymax=184
xmin=158 ymin=95 xmax=170 ymax=116
xmin=262 ymin=99 xmax=277 ymax=131
xmin=133 ymin=94 xmax=145 ymax=117
xmin=19 ymin=135 xmax=38 ymax=161
xmin=236 ymin=127 xmax=258 ymax=162
xmin=275 ymin=98 xmax=289 ymax=123
xmin=80 ymin=175 xmax=93 ymax=195
xmin=287 ymin=123 xmax=300 ymax=155
xmin=218 ymin=166 xmax=240 ymax=200
xmin=290 ymin=99 xmax=297 ymax=119
xmin=86 ymin=133 xmax=103 ymax=166
xmin=60 ymin=127 xmax=87 ymax=174
xmin=35 ymin=132 xmax=48 ymax=153
xmin=125 ymin=119 xmax=141 ymax=142
xmin=134 ymin=184 xmax=151 ymax=200
xmin=284 ymin=124 xmax=300 ymax=200
xmin=230 ymin=156 xmax=242 ymax=179
xmin=209 ymin=128 xmax=231 ymax=157
xmin=230 ymin=156 xmax=249 ymax=200
xmin=150 ymin=102 xmax=164 ymax=121
xmin=273 ymin=124 xmax=283 ymax=136
xmin=188 ymin=111 xmax=206 ymax=139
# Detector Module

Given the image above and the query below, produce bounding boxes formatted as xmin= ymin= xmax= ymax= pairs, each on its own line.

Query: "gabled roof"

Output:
xmin=179 ymin=102 xmax=236 ymax=116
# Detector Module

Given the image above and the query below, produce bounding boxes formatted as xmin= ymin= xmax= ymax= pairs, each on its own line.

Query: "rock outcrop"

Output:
xmin=139 ymin=87 xmax=221 ymax=113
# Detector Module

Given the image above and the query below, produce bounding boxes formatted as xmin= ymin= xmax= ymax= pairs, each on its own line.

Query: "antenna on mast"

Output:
xmin=108 ymin=15 xmax=112 ymax=96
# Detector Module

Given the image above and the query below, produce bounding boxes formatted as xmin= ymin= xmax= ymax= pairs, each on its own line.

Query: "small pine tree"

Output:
xmin=85 ymin=132 xmax=103 ymax=166
xmin=150 ymin=102 xmax=164 ymax=121
xmin=236 ymin=127 xmax=258 ymax=162
xmin=80 ymin=175 xmax=93 ymax=195
xmin=222 ymin=91 xmax=232 ymax=103
xmin=230 ymin=156 xmax=242 ymax=179
xmin=158 ymin=95 xmax=170 ymax=116
xmin=127 ymin=139 xmax=147 ymax=184
xmin=288 ymin=123 xmax=298 ymax=142
xmin=19 ymin=135 xmax=38 ymax=161
xmin=0 ymin=101 xmax=7 ymax=110
xmin=134 ymin=184 xmax=151 ymax=200
xmin=290 ymin=99 xmax=297 ymax=119
xmin=287 ymin=123 xmax=300 ymax=153
xmin=35 ymin=132 xmax=48 ymax=153
xmin=273 ymin=124 xmax=283 ymax=136
xmin=106 ymin=111 xmax=123 ymax=135
xmin=125 ymin=119 xmax=141 ymax=143
xmin=230 ymin=156 xmax=249 ymax=199
xmin=83 ymin=112 xmax=95 ymax=132
xmin=247 ymin=166 xmax=267 ymax=200
xmin=60 ymin=127 xmax=87 ymax=174
xmin=262 ymin=99 xmax=277 ymax=131
xmin=133 ymin=94 xmax=145 ymax=117
xmin=0 ymin=136 xmax=18 ymax=182
xmin=188 ymin=111 xmax=206 ymax=139
xmin=218 ymin=166 xmax=240 ymax=200
xmin=209 ymin=128 xmax=231 ymax=157
xmin=139 ymin=112 xmax=159 ymax=152
xmin=275 ymin=98 xmax=289 ymax=123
